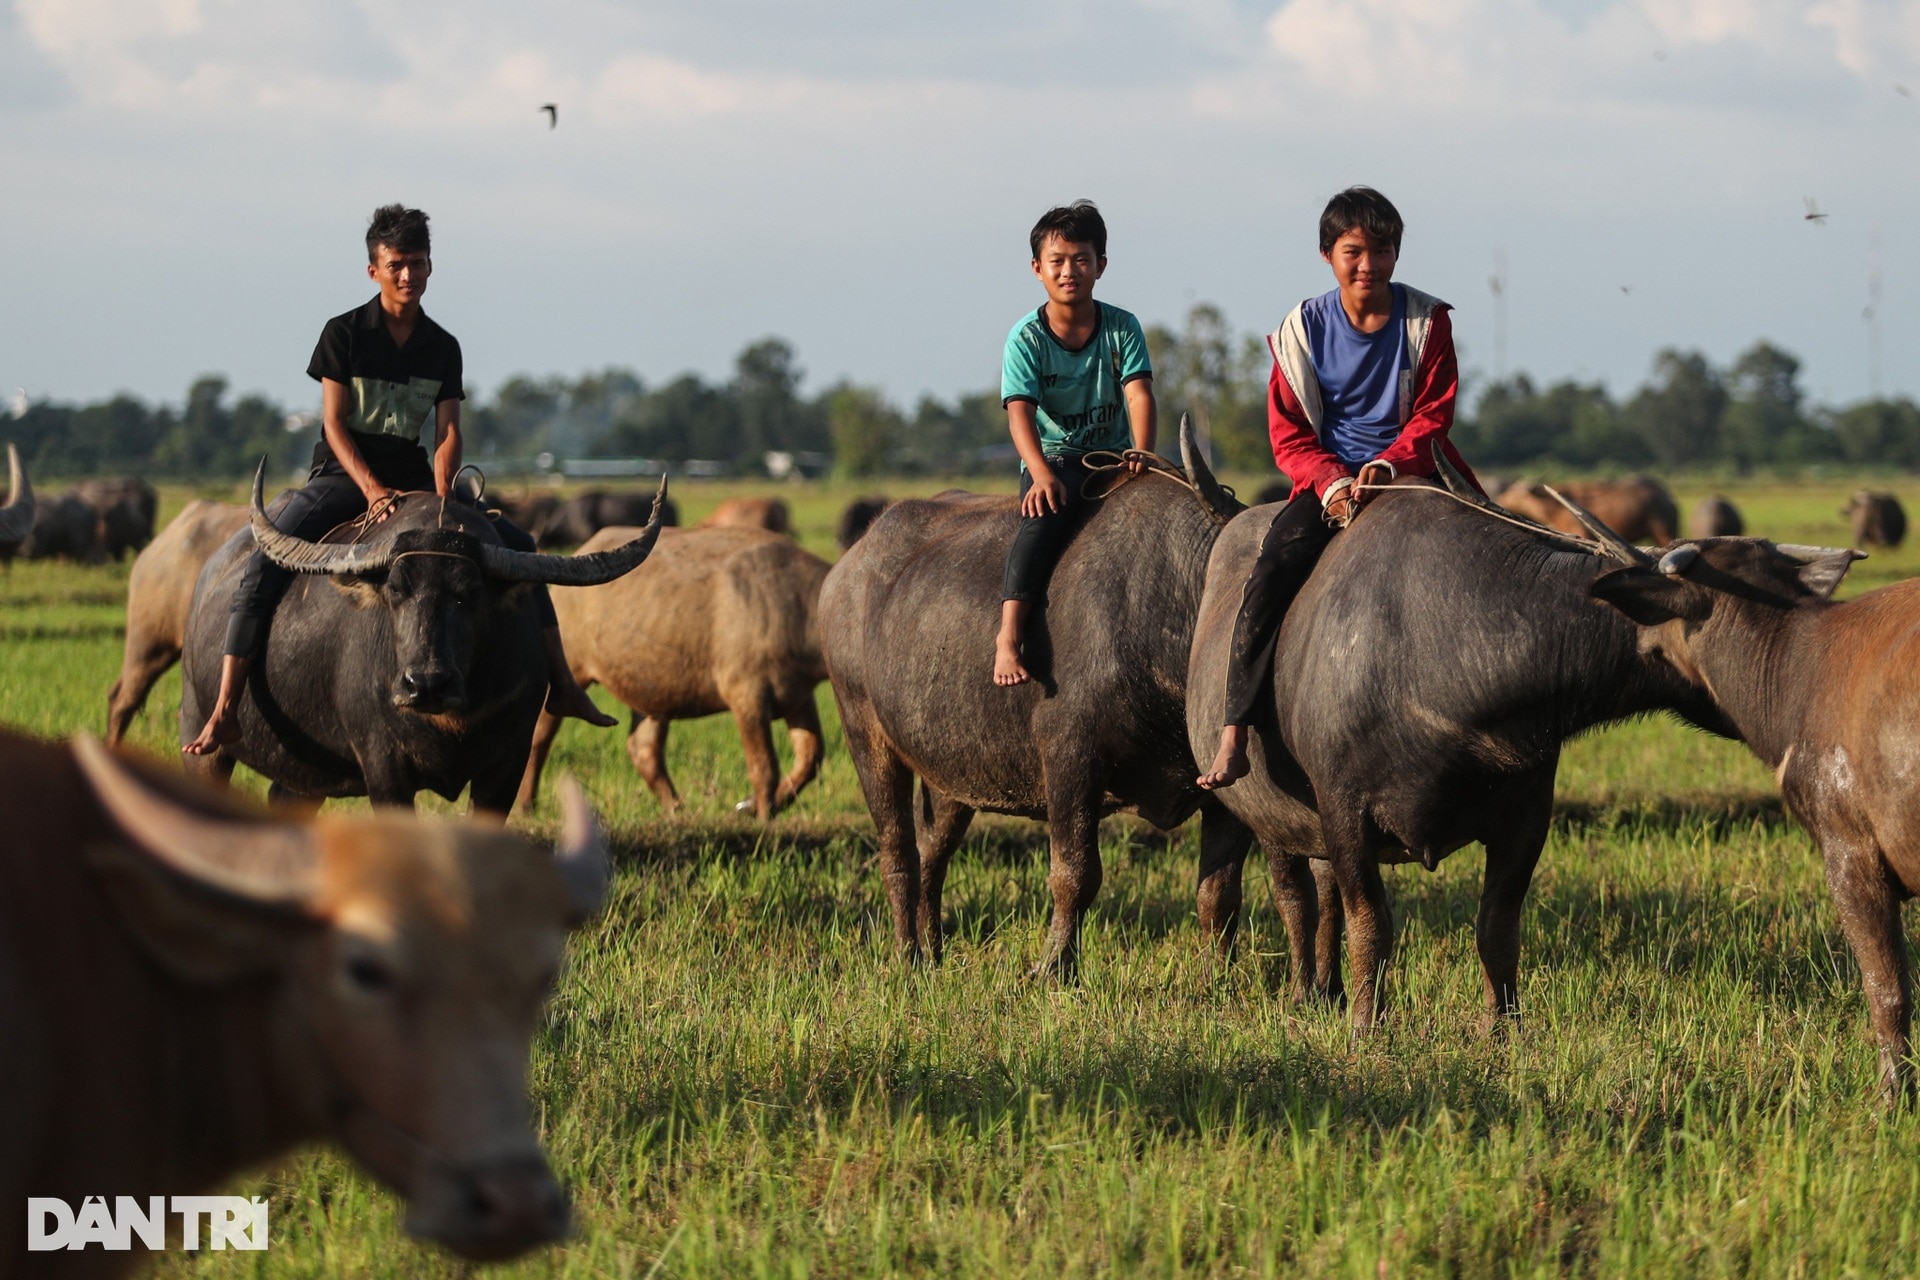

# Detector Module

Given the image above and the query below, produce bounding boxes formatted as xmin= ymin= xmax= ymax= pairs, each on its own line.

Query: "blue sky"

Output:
xmin=2 ymin=0 xmax=1918 ymax=413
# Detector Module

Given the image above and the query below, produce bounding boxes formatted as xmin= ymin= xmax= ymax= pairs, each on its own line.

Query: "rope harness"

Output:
xmin=1343 ymin=477 xmax=1629 ymax=559
xmin=1075 ymin=449 xmax=1237 ymax=518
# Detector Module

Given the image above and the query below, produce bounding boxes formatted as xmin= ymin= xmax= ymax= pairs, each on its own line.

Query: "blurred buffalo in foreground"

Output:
xmin=836 ymin=495 xmax=891 ymax=549
xmin=537 ymin=488 xmax=679 ymax=548
xmin=1497 ymin=475 xmax=1679 ymax=545
xmin=1844 ymin=490 xmax=1906 ymax=550
xmin=1688 ymin=495 xmax=1744 ymax=539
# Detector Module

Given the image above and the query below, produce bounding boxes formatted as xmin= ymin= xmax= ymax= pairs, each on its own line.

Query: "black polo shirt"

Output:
xmin=305 ymin=296 xmax=465 ymax=484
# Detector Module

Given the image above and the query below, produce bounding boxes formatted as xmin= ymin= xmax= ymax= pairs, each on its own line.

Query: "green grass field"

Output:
xmin=11 ymin=474 xmax=1920 ymax=1277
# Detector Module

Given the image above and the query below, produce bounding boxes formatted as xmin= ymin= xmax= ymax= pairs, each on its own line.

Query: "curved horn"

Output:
xmin=478 ymin=476 xmax=669 ymax=585
xmin=1541 ymin=484 xmax=1651 ymax=567
xmin=249 ymin=459 xmax=398 ymax=576
xmin=554 ymin=775 xmax=610 ymax=924
xmin=1773 ymin=542 xmax=1863 ymax=564
xmin=0 ymin=443 xmax=35 ymax=544
xmin=1178 ymin=415 xmax=1240 ymax=520
xmin=70 ymin=732 xmax=320 ymax=906
xmin=1657 ymin=545 xmax=1700 ymax=577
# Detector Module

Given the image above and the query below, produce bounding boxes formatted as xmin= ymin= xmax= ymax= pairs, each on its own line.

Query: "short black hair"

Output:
xmin=1030 ymin=200 xmax=1107 ymax=260
xmin=366 ymin=204 xmax=431 ymax=262
xmin=1318 ymin=187 xmax=1403 ymax=254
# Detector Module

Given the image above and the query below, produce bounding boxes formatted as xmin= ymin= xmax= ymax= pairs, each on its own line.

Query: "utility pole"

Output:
xmin=1488 ymin=246 xmax=1508 ymax=380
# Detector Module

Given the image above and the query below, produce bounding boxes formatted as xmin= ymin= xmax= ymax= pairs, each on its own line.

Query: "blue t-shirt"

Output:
xmin=1001 ymin=301 xmax=1152 ymax=459
xmin=1300 ymin=284 xmax=1410 ymax=468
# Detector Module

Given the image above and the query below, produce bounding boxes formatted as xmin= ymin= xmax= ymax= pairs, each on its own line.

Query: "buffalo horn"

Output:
xmin=0 ymin=443 xmax=35 ymax=544
xmin=478 ymin=475 xmax=669 ymax=585
xmin=1178 ymin=415 xmax=1240 ymax=520
xmin=554 ymin=775 xmax=610 ymax=923
xmin=1541 ymin=485 xmax=1652 ymax=567
xmin=70 ymin=732 xmax=320 ymax=907
xmin=1773 ymin=542 xmax=1863 ymax=564
xmin=1657 ymin=545 xmax=1700 ymax=576
xmin=249 ymin=460 xmax=399 ymax=576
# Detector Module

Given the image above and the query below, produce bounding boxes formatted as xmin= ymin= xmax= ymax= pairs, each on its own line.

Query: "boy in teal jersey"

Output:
xmin=994 ymin=200 xmax=1156 ymax=685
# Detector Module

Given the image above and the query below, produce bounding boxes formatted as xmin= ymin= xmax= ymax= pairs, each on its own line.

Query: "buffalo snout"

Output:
xmin=406 ymin=1153 xmax=570 ymax=1260
xmin=395 ymin=666 xmax=467 ymax=713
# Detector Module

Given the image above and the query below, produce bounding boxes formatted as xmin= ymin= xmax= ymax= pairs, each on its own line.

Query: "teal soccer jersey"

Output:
xmin=1001 ymin=301 xmax=1152 ymax=458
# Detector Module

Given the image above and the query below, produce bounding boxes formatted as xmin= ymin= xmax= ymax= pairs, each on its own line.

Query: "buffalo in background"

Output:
xmin=76 ymin=476 xmax=158 ymax=560
xmin=105 ymin=501 xmax=250 ymax=746
xmin=1688 ymin=494 xmax=1744 ymax=538
xmin=537 ymin=489 xmax=679 ymax=548
xmin=0 ymin=444 xmax=34 ymax=565
xmin=21 ymin=491 xmax=105 ymax=563
xmin=1844 ymin=490 xmax=1906 ymax=549
xmin=836 ymin=496 xmax=891 ymax=549
xmin=700 ymin=496 xmax=791 ymax=535
xmin=1497 ymin=475 xmax=1679 ymax=544
xmin=519 ymin=525 xmax=831 ymax=820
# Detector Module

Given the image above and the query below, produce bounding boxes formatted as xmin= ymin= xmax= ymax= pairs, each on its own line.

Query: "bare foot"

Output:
xmin=183 ymin=706 xmax=242 ymax=756
xmin=1196 ymin=725 xmax=1251 ymax=790
xmin=547 ymin=683 xmax=618 ymax=727
xmin=993 ymin=633 xmax=1030 ymax=686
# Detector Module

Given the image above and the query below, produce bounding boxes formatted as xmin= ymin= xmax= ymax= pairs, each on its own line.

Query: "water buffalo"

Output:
xmin=1587 ymin=537 xmax=1920 ymax=1104
xmin=179 ymin=467 xmax=666 ymax=814
xmin=518 ymin=525 xmax=831 ymax=819
xmin=699 ymin=496 xmax=791 ymax=535
xmin=1844 ymin=490 xmax=1906 ymax=550
xmin=1188 ymin=463 xmax=1727 ymax=1028
xmin=0 ymin=444 xmax=34 ymax=565
xmin=22 ymin=491 xmax=105 ymax=563
xmin=106 ymin=501 xmax=250 ymax=747
xmin=537 ymin=488 xmax=679 ymax=548
xmin=837 ymin=496 xmax=891 ymax=549
xmin=1688 ymin=494 xmax=1744 ymax=538
xmin=0 ymin=727 xmax=609 ymax=1271
xmin=1497 ymin=475 xmax=1679 ymax=544
xmin=76 ymin=477 xmax=159 ymax=560
xmin=1253 ymin=480 xmax=1293 ymax=507
xmin=822 ymin=423 xmax=1252 ymax=976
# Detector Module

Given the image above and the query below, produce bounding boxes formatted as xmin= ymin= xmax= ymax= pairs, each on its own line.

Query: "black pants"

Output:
xmin=223 ymin=468 xmax=554 ymax=658
xmin=1222 ymin=493 xmax=1337 ymax=728
xmin=1002 ymin=455 xmax=1093 ymax=604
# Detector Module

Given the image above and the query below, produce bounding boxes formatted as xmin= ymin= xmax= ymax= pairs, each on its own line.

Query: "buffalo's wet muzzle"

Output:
xmin=394 ymin=668 xmax=467 ymax=713
xmin=406 ymin=1154 xmax=570 ymax=1261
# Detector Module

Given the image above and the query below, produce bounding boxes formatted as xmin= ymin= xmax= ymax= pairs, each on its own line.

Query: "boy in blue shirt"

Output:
xmin=994 ymin=200 xmax=1156 ymax=685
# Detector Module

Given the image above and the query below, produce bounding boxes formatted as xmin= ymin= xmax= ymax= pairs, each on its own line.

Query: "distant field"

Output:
xmin=7 ymin=472 xmax=1920 ymax=1276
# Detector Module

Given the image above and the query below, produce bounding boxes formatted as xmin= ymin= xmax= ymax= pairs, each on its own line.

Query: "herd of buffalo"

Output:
xmin=5 ymin=428 xmax=1920 ymax=1272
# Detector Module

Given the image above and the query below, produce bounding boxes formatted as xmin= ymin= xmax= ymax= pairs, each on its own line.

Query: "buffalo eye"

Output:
xmin=345 ymin=955 xmax=396 ymax=993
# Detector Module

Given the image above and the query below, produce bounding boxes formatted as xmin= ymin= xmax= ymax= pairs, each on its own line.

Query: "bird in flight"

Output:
xmin=540 ymin=103 xmax=558 ymax=129
xmin=1619 ymin=285 xmax=1632 ymax=296
xmin=1804 ymin=198 xmax=1828 ymax=225
xmin=1897 ymin=83 xmax=1913 ymax=99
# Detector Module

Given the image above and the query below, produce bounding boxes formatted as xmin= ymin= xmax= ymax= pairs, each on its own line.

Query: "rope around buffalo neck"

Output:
xmin=1346 ymin=480 xmax=1617 ymax=557
xmin=1076 ymin=449 xmax=1237 ymax=512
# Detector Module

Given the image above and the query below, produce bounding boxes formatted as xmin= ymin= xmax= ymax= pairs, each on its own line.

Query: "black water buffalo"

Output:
xmin=180 ymin=467 xmax=666 ymax=813
xmin=76 ymin=476 xmax=159 ymax=559
xmin=1188 ymin=463 xmax=1729 ymax=1028
xmin=1688 ymin=494 xmax=1744 ymax=538
xmin=23 ymin=491 xmax=104 ymax=563
xmin=836 ymin=496 xmax=891 ymax=549
xmin=1844 ymin=490 xmax=1905 ymax=550
xmin=0 ymin=444 xmax=34 ymax=565
xmin=537 ymin=489 xmax=679 ymax=547
xmin=822 ymin=423 xmax=1252 ymax=977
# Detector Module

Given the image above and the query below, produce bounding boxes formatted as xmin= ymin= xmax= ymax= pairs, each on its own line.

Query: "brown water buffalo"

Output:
xmin=699 ymin=496 xmax=791 ymax=535
xmin=1688 ymin=494 xmax=1744 ymax=538
xmin=0 ymin=443 xmax=34 ymax=565
xmin=836 ymin=496 xmax=891 ymax=549
xmin=1584 ymin=538 xmax=1920 ymax=1105
xmin=1844 ymin=490 xmax=1906 ymax=549
xmin=536 ymin=489 xmax=679 ymax=547
xmin=0 ymin=727 xmax=610 ymax=1273
xmin=23 ymin=491 xmax=105 ymax=563
xmin=105 ymin=501 xmax=250 ymax=747
xmin=1188 ymin=464 xmax=1727 ymax=1028
xmin=821 ymin=422 xmax=1252 ymax=977
xmin=1497 ymin=475 xmax=1678 ymax=544
xmin=518 ymin=525 xmax=831 ymax=820
xmin=76 ymin=477 xmax=159 ymax=560
xmin=1252 ymin=480 xmax=1293 ymax=506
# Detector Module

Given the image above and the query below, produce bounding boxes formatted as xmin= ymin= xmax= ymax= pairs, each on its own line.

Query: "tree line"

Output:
xmin=8 ymin=310 xmax=1919 ymax=479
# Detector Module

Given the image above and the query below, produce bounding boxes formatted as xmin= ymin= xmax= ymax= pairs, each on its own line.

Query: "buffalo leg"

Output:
xmin=105 ymin=640 xmax=180 ymax=747
xmin=1320 ymin=804 xmax=1391 ymax=1031
xmin=469 ymin=757 xmax=523 ymax=823
xmin=1821 ymin=834 xmax=1914 ymax=1106
xmin=514 ymin=708 xmax=564 ymax=813
xmin=627 ymin=713 xmax=681 ymax=812
xmin=727 ymin=692 xmax=781 ymax=821
xmin=841 ymin=708 xmax=920 ymax=962
xmin=1311 ymin=859 xmax=1346 ymax=1005
xmin=773 ymin=694 xmax=824 ymax=813
xmin=1034 ymin=770 xmax=1102 ymax=982
xmin=1475 ymin=775 xmax=1554 ymax=1027
xmin=915 ymin=782 xmax=975 ymax=963
xmin=266 ymin=781 xmax=323 ymax=819
xmin=1196 ymin=799 xmax=1255 ymax=962
xmin=1268 ymin=854 xmax=1322 ymax=1003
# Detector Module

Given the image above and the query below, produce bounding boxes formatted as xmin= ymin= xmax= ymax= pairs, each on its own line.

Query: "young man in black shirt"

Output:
xmin=185 ymin=204 xmax=615 ymax=755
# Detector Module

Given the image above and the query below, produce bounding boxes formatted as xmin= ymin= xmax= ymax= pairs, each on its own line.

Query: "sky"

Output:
xmin=2 ymin=0 xmax=1919 ymax=415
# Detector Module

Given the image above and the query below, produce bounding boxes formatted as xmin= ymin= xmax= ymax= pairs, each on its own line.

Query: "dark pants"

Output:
xmin=224 ymin=465 xmax=554 ymax=659
xmin=1222 ymin=493 xmax=1337 ymax=728
xmin=1002 ymin=455 xmax=1093 ymax=604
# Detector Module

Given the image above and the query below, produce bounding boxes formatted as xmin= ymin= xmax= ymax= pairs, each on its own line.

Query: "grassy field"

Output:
xmin=10 ymin=472 xmax=1920 ymax=1276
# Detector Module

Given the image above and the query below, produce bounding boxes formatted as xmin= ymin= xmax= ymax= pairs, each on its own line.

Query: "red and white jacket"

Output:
xmin=1264 ymin=285 xmax=1480 ymax=502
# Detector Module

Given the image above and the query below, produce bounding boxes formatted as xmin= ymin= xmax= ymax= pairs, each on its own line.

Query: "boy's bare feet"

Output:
xmin=993 ymin=632 xmax=1031 ymax=686
xmin=546 ymin=680 xmax=617 ymax=726
xmin=1196 ymin=723 xmax=1251 ymax=790
xmin=183 ymin=704 xmax=242 ymax=755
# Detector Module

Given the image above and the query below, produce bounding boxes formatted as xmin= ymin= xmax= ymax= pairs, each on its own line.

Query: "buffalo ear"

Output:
xmin=1591 ymin=566 xmax=1694 ymax=627
xmin=1785 ymin=548 xmax=1865 ymax=600
xmin=495 ymin=581 xmax=541 ymax=610
xmin=329 ymin=574 xmax=384 ymax=609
